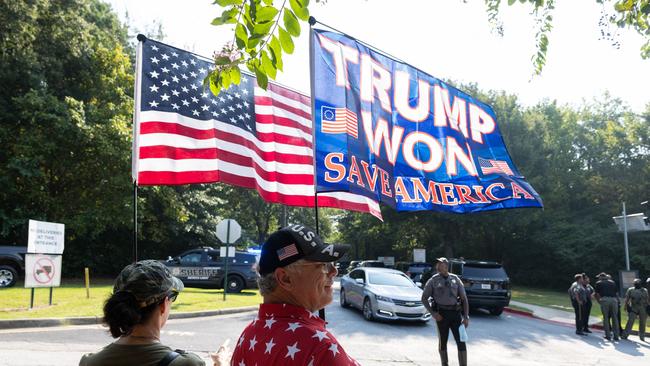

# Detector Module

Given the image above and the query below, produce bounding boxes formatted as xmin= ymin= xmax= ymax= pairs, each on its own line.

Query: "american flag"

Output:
xmin=277 ymin=243 xmax=299 ymax=261
xmin=321 ymin=106 xmax=358 ymax=138
xmin=131 ymin=38 xmax=381 ymax=219
xmin=478 ymin=157 xmax=514 ymax=176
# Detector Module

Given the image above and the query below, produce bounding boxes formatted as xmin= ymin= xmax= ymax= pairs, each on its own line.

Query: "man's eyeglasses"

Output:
xmin=294 ymin=261 xmax=336 ymax=274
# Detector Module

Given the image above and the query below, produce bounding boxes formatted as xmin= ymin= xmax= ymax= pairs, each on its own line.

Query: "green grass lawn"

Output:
xmin=511 ymin=286 xmax=639 ymax=332
xmin=0 ymin=279 xmax=261 ymax=320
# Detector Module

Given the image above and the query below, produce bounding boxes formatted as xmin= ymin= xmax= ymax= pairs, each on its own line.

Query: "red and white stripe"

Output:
xmin=134 ymin=81 xmax=382 ymax=220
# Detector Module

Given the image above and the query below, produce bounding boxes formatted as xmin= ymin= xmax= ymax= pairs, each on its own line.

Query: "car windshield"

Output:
xmin=462 ymin=265 xmax=507 ymax=279
xmin=368 ymin=272 xmax=414 ymax=287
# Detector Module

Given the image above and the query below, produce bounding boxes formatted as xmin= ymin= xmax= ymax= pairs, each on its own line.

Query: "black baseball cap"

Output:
xmin=258 ymin=224 xmax=350 ymax=275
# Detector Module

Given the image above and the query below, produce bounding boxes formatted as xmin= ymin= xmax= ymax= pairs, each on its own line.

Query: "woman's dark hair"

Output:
xmin=102 ymin=291 xmax=161 ymax=338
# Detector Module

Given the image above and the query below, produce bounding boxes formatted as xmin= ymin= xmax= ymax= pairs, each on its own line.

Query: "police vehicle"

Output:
xmin=163 ymin=247 xmax=258 ymax=293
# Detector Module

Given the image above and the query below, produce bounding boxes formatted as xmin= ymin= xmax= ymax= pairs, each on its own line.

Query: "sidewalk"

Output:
xmin=509 ymin=300 xmax=602 ymax=328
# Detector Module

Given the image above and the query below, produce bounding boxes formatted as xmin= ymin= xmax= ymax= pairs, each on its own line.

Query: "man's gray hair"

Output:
xmin=256 ymin=260 xmax=305 ymax=296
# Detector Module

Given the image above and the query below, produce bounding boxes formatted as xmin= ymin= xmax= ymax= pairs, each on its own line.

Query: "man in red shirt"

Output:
xmin=230 ymin=224 xmax=360 ymax=366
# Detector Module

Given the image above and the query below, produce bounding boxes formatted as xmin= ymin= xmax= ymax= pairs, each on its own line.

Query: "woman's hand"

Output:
xmin=210 ymin=339 xmax=232 ymax=366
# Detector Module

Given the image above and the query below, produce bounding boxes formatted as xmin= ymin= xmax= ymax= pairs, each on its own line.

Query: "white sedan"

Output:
xmin=340 ymin=267 xmax=431 ymax=322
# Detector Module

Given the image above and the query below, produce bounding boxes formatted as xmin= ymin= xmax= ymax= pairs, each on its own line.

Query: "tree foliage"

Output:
xmin=207 ymin=0 xmax=315 ymax=92
xmin=208 ymin=0 xmax=650 ymax=87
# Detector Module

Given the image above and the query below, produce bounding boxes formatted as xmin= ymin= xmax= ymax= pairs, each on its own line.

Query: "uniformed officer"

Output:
xmin=568 ymin=273 xmax=587 ymax=335
xmin=594 ymin=272 xmax=620 ymax=341
xmin=421 ymin=257 xmax=469 ymax=366
xmin=622 ymin=278 xmax=649 ymax=341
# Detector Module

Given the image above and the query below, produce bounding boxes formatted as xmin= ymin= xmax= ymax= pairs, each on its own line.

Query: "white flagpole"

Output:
xmin=131 ymin=35 xmax=145 ymax=183
xmin=131 ymin=34 xmax=146 ymax=262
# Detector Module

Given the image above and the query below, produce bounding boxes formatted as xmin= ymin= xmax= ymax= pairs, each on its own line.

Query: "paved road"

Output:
xmin=1 ymin=295 xmax=648 ymax=365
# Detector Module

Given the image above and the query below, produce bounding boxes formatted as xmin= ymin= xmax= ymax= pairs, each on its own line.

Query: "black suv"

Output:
xmin=163 ymin=247 xmax=258 ymax=293
xmin=0 ymin=246 xmax=26 ymax=288
xmin=449 ymin=258 xmax=511 ymax=316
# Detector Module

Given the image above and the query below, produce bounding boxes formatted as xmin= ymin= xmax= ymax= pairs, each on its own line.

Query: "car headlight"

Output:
xmin=375 ymin=294 xmax=393 ymax=303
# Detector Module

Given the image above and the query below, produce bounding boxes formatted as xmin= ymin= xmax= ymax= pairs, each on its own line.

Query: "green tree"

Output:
xmin=208 ymin=0 xmax=650 ymax=89
xmin=0 ymin=0 xmax=135 ymax=273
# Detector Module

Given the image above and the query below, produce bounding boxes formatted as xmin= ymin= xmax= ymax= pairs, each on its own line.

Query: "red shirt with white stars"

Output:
xmin=230 ymin=303 xmax=360 ymax=366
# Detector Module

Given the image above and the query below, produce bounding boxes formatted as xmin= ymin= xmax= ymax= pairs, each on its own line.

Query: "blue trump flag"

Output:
xmin=310 ymin=28 xmax=543 ymax=213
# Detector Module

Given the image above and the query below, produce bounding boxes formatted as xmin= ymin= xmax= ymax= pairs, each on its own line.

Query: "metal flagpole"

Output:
xmin=315 ymin=192 xmax=325 ymax=321
xmin=309 ymin=17 xmax=326 ymax=322
xmin=282 ymin=205 xmax=288 ymax=227
xmin=134 ymin=182 xmax=138 ymax=262
xmin=623 ymin=201 xmax=630 ymax=271
xmin=131 ymin=35 xmax=145 ymax=263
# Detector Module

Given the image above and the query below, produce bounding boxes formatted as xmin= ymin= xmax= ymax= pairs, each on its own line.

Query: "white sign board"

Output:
xmin=216 ymin=219 xmax=241 ymax=244
xmin=413 ymin=249 xmax=426 ymax=263
xmin=27 ymin=219 xmax=65 ymax=254
xmin=613 ymin=213 xmax=649 ymax=232
xmin=378 ymin=256 xmax=395 ymax=266
xmin=24 ymin=254 xmax=62 ymax=288
xmin=220 ymin=246 xmax=236 ymax=258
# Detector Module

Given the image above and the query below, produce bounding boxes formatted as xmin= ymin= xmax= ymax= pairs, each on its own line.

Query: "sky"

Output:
xmin=107 ymin=0 xmax=649 ymax=113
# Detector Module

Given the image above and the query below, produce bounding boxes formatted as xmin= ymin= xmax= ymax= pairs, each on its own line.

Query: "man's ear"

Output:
xmin=274 ymin=267 xmax=294 ymax=291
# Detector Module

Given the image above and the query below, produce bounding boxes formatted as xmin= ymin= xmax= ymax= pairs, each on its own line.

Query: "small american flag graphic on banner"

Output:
xmin=277 ymin=243 xmax=299 ymax=260
xmin=321 ymin=106 xmax=358 ymax=138
xmin=478 ymin=157 xmax=514 ymax=176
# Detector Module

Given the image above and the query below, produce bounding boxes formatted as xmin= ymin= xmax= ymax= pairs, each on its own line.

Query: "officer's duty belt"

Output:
xmin=437 ymin=304 xmax=461 ymax=311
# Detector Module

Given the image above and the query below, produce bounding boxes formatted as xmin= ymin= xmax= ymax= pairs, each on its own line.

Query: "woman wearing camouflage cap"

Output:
xmin=79 ymin=260 xmax=206 ymax=366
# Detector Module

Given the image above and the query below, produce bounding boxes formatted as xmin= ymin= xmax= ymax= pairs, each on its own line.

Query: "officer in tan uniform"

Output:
xmin=622 ymin=278 xmax=649 ymax=341
xmin=421 ymin=257 xmax=469 ymax=366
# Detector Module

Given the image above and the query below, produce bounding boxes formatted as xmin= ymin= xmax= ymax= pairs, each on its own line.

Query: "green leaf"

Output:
xmin=269 ymin=36 xmax=283 ymax=71
xmin=235 ymin=24 xmax=248 ymax=49
xmin=253 ymin=21 xmax=275 ymax=36
xmin=247 ymin=35 xmax=263 ymax=49
xmin=211 ymin=8 xmax=239 ymax=25
xmin=211 ymin=17 xmax=228 ymax=26
xmin=221 ymin=67 xmax=232 ymax=89
xmin=254 ymin=65 xmax=269 ymax=89
xmin=289 ymin=0 xmax=310 ymax=21
xmin=283 ymin=9 xmax=301 ymax=37
xmin=261 ymin=50 xmax=277 ymax=79
xmin=246 ymin=60 xmax=257 ymax=74
xmin=256 ymin=6 xmax=279 ymax=23
xmin=262 ymin=0 xmax=274 ymax=5
xmin=209 ymin=73 xmax=222 ymax=96
xmin=229 ymin=66 xmax=242 ymax=85
xmin=507 ymin=0 xmax=516 ymax=5
xmin=278 ymin=27 xmax=294 ymax=54
xmin=214 ymin=56 xmax=232 ymax=65
xmin=214 ymin=0 xmax=243 ymax=6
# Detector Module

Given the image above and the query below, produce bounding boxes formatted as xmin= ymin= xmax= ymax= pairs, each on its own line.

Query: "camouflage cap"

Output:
xmin=113 ymin=260 xmax=184 ymax=308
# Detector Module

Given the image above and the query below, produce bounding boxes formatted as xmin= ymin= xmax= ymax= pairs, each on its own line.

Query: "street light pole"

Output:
xmin=622 ymin=201 xmax=630 ymax=271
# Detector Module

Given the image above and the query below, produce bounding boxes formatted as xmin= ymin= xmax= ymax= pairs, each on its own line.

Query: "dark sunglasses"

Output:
xmin=167 ymin=291 xmax=179 ymax=303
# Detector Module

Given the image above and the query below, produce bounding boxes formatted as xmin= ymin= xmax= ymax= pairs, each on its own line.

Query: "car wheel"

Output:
xmin=340 ymin=289 xmax=349 ymax=308
xmin=0 ymin=265 xmax=18 ymax=288
xmin=362 ymin=297 xmax=374 ymax=321
xmin=490 ymin=307 xmax=504 ymax=316
xmin=225 ymin=275 xmax=245 ymax=293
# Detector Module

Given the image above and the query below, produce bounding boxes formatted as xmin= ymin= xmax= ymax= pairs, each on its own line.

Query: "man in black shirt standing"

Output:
xmin=594 ymin=272 xmax=620 ymax=341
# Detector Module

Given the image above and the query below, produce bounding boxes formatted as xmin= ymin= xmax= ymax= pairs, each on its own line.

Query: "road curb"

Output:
xmin=0 ymin=305 xmax=259 ymax=330
xmin=503 ymin=306 xmax=643 ymax=335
